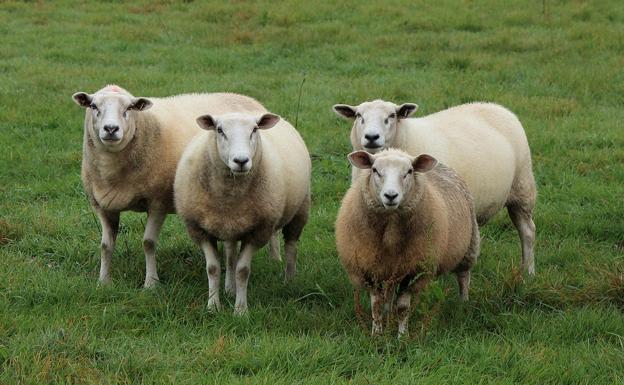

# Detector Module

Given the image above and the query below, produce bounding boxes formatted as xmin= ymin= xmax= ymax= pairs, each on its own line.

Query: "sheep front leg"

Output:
xmin=234 ymin=243 xmax=258 ymax=316
xmin=370 ymin=289 xmax=384 ymax=336
xmin=224 ymin=240 xmax=238 ymax=296
xmin=143 ymin=209 xmax=167 ymax=288
xmin=396 ymin=291 xmax=412 ymax=337
xmin=201 ymin=239 xmax=221 ymax=311
xmin=96 ymin=210 xmax=120 ymax=285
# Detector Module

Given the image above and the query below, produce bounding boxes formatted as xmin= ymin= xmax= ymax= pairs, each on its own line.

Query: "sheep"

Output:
xmin=335 ymin=149 xmax=480 ymax=336
xmin=174 ymin=111 xmax=311 ymax=314
xmin=333 ymin=100 xmax=536 ymax=275
xmin=72 ymin=85 xmax=272 ymax=288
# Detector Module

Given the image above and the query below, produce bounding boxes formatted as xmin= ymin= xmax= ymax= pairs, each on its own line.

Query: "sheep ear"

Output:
xmin=348 ymin=151 xmax=375 ymax=169
xmin=396 ymin=103 xmax=418 ymax=119
xmin=257 ymin=113 xmax=280 ymax=130
xmin=412 ymin=154 xmax=438 ymax=173
xmin=128 ymin=97 xmax=153 ymax=111
xmin=72 ymin=92 xmax=93 ymax=108
xmin=196 ymin=115 xmax=216 ymax=131
xmin=333 ymin=104 xmax=357 ymax=120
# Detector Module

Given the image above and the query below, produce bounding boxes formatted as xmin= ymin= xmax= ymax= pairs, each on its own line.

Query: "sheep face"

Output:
xmin=349 ymin=150 xmax=438 ymax=210
xmin=196 ymin=113 xmax=280 ymax=174
xmin=333 ymin=100 xmax=418 ymax=153
xmin=72 ymin=89 xmax=152 ymax=152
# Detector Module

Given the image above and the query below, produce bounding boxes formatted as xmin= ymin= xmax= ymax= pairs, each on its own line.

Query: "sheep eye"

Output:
xmin=123 ymin=110 xmax=128 ymax=118
xmin=253 ymin=126 xmax=258 ymax=133
xmin=89 ymin=104 xmax=98 ymax=110
xmin=217 ymin=127 xmax=224 ymax=135
xmin=405 ymin=169 xmax=413 ymax=178
xmin=372 ymin=168 xmax=379 ymax=175
xmin=389 ymin=113 xmax=396 ymax=119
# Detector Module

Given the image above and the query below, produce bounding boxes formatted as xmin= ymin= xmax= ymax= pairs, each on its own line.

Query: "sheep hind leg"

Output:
xmin=96 ymin=209 xmax=120 ymax=285
xmin=143 ymin=209 xmax=167 ymax=288
xmin=282 ymin=196 xmax=310 ymax=283
xmin=456 ymin=217 xmax=479 ymax=301
xmin=456 ymin=270 xmax=471 ymax=301
xmin=507 ymin=203 xmax=536 ymax=275
xmin=507 ymin=169 xmax=537 ymax=275
xmin=267 ymin=233 xmax=281 ymax=262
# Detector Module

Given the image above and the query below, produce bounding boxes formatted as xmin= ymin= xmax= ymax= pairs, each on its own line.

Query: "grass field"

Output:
xmin=1 ymin=0 xmax=623 ymax=383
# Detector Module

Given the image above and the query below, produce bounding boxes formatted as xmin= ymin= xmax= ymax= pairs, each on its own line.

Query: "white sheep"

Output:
xmin=72 ymin=85 xmax=271 ymax=288
xmin=333 ymin=100 xmax=536 ymax=274
xmin=174 ymin=112 xmax=311 ymax=314
xmin=335 ymin=149 xmax=480 ymax=336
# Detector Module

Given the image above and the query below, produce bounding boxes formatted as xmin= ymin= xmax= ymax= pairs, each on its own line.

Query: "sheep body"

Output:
xmin=335 ymin=149 xmax=479 ymax=336
xmin=76 ymin=85 xmax=266 ymax=287
xmin=174 ymin=112 xmax=311 ymax=313
xmin=336 ymin=101 xmax=536 ymax=274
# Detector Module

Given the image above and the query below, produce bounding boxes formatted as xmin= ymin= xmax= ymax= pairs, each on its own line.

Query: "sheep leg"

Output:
xmin=370 ymin=289 xmax=384 ymax=336
xmin=224 ymin=240 xmax=238 ymax=296
xmin=96 ymin=210 xmax=120 ymax=285
xmin=282 ymin=196 xmax=310 ymax=282
xmin=234 ymin=243 xmax=258 ymax=315
xmin=201 ymin=239 xmax=221 ymax=311
xmin=267 ymin=233 xmax=281 ymax=261
xmin=507 ymin=204 xmax=536 ymax=275
xmin=456 ymin=270 xmax=470 ymax=301
xmin=396 ymin=291 xmax=412 ymax=338
xmin=143 ymin=209 xmax=166 ymax=288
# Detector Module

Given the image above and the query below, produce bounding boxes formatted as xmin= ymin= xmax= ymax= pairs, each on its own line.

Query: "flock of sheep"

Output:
xmin=72 ymin=84 xmax=536 ymax=336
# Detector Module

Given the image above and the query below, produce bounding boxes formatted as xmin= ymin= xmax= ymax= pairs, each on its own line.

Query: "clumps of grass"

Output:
xmin=447 ymin=57 xmax=471 ymax=71
xmin=455 ymin=22 xmax=484 ymax=33
xmin=0 ymin=219 xmax=23 ymax=245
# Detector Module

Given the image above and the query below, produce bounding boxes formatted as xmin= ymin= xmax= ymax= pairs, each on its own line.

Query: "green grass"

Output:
xmin=1 ymin=0 xmax=623 ymax=383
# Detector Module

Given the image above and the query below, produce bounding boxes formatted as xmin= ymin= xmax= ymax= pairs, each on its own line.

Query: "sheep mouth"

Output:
xmin=231 ymin=168 xmax=250 ymax=175
xmin=101 ymin=137 xmax=122 ymax=143
xmin=382 ymin=202 xmax=399 ymax=209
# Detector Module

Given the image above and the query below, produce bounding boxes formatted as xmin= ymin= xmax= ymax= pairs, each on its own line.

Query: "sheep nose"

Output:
xmin=365 ymin=134 xmax=380 ymax=142
xmin=233 ymin=156 xmax=249 ymax=167
xmin=103 ymin=125 xmax=120 ymax=134
xmin=384 ymin=191 xmax=399 ymax=201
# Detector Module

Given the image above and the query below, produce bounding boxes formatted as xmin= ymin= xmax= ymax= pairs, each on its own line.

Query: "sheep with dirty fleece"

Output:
xmin=333 ymin=100 xmax=536 ymax=275
xmin=335 ymin=149 xmax=480 ymax=336
xmin=72 ymin=85 xmax=269 ymax=288
xmin=174 ymin=111 xmax=311 ymax=314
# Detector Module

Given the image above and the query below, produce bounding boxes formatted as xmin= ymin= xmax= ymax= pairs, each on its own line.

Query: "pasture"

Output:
xmin=0 ymin=1 xmax=623 ymax=383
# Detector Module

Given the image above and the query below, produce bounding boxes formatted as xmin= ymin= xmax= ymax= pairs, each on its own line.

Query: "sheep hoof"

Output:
xmin=207 ymin=299 xmax=221 ymax=312
xmin=283 ymin=272 xmax=295 ymax=284
xmin=97 ymin=277 xmax=112 ymax=286
xmin=143 ymin=277 xmax=159 ymax=289
xmin=225 ymin=282 xmax=236 ymax=296
xmin=371 ymin=324 xmax=383 ymax=336
xmin=234 ymin=305 xmax=248 ymax=316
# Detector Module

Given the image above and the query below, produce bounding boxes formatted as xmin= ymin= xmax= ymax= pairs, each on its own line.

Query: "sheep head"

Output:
xmin=348 ymin=149 xmax=437 ymax=210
